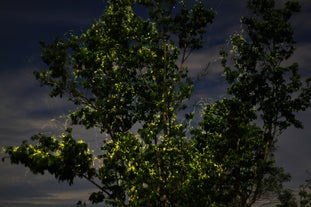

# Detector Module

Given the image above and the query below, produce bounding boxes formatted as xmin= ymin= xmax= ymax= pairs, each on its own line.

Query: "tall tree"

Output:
xmin=5 ymin=0 xmax=216 ymax=206
xmin=193 ymin=0 xmax=311 ymax=206
xmin=5 ymin=0 xmax=311 ymax=206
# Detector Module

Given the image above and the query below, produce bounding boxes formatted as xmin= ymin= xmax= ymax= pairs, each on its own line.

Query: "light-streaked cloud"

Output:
xmin=0 ymin=68 xmax=73 ymax=145
xmin=0 ymin=162 xmax=97 ymax=206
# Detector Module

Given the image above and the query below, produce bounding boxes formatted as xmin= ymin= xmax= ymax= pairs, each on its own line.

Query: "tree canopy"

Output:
xmin=4 ymin=0 xmax=311 ymax=206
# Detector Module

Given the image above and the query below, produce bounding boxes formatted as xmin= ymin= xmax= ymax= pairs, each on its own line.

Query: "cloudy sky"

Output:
xmin=0 ymin=0 xmax=310 ymax=206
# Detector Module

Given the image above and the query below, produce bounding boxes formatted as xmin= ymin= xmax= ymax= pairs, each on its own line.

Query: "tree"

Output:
xmin=193 ymin=0 xmax=311 ymax=206
xmin=4 ymin=0 xmax=311 ymax=206
xmin=299 ymin=177 xmax=311 ymax=207
xmin=276 ymin=176 xmax=311 ymax=207
xmin=277 ymin=189 xmax=298 ymax=207
xmin=5 ymin=0 xmax=216 ymax=206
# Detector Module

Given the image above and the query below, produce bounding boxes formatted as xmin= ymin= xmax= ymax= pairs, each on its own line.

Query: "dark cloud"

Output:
xmin=0 ymin=0 xmax=104 ymax=69
xmin=205 ymin=0 xmax=247 ymax=45
xmin=0 ymin=0 xmax=104 ymax=21
xmin=292 ymin=0 xmax=311 ymax=42
xmin=276 ymin=109 xmax=311 ymax=187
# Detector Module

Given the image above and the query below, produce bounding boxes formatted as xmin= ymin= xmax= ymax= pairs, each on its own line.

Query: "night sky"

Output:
xmin=0 ymin=0 xmax=311 ymax=206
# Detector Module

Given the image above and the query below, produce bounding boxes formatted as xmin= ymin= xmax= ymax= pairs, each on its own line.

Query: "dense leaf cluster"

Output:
xmin=6 ymin=131 xmax=93 ymax=184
